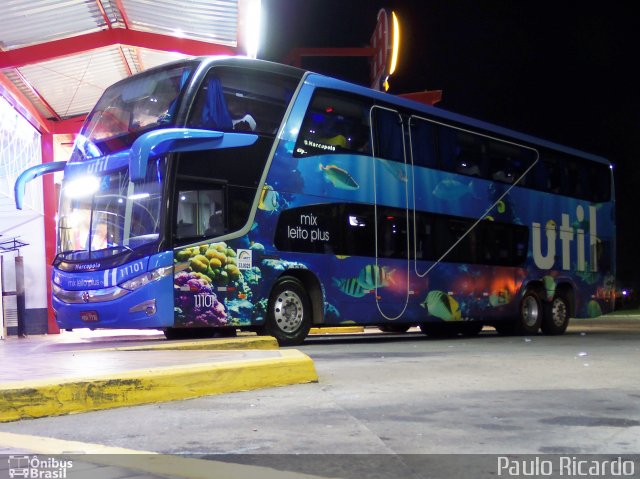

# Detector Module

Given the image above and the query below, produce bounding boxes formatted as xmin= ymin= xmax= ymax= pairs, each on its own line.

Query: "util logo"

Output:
xmin=532 ymin=205 xmax=599 ymax=272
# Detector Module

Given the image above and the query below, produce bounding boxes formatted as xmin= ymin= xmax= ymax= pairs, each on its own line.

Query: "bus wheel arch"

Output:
xmin=278 ymin=268 xmax=324 ymax=325
xmin=542 ymin=283 xmax=574 ymax=335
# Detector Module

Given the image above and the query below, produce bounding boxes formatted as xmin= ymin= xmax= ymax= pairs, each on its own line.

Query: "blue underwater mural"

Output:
xmin=173 ymin=134 xmax=615 ymax=329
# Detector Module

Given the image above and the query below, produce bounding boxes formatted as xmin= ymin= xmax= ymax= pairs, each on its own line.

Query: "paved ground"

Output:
xmin=0 ymin=331 xmax=317 ymax=422
xmin=0 ymin=315 xmax=639 ymax=479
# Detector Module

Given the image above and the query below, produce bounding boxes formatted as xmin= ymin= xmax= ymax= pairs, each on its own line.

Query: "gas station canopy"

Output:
xmin=0 ymin=0 xmax=253 ymax=134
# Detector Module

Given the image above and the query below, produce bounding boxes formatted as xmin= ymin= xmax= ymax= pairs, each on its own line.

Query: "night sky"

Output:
xmin=262 ymin=0 xmax=639 ymax=286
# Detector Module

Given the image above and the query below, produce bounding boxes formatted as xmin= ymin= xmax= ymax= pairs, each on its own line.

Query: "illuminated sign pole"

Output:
xmin=282 ymin=8 xmax=441 ymax=105
xmin=370 ymin=9 xmax=400 ymax=91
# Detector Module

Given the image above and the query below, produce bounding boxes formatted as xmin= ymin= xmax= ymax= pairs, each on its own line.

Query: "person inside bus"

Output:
xmin=231 ymin=113 xmax=257 ymax=131
xmin=227 ymin=95 xmax=257 ymax=132
xmin=91 ymin=222 xmax=109 ymax=250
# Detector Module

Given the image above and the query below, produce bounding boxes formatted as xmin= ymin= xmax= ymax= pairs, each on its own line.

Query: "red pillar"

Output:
xmin=41 ymin=132 xmax=59 ymax=334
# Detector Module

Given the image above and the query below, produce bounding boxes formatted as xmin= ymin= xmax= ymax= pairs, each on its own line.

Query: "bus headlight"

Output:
xmin=119 ymin=266 xmax=173 ymax=291
xmin=52 ymin=283 xmax=129 ymax=303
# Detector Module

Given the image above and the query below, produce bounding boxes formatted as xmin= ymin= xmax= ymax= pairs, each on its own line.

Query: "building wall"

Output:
xmin=0 ymin=94 xmax=48 ymax=335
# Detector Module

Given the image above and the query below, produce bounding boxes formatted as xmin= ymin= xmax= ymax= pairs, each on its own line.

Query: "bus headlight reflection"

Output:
xmin=119 ymin=266 xmax=173 ymax=291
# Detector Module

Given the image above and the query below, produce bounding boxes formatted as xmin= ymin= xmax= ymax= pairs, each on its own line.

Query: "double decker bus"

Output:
xmin=15 ymin=57 xmax=615 ymax=345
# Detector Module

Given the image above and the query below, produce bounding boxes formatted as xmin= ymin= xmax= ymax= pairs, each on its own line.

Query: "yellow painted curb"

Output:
xmin=0 ymin=432 xmax=330 ymax=479
xmin=309 ymin=326 xmax=364 ymax=335
xmin=0 ymin=350 xmax=317 ymax=422
xmin=88 ymin=335 xmax=279 ymax=352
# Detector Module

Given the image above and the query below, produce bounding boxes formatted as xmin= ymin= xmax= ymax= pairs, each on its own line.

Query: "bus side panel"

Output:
xmin=263 ymin=132 xmax=615 ymax=325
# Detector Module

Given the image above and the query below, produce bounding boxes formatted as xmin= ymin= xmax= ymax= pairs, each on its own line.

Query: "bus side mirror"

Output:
xmin=14 ymin=161 xmax=67 ymax=210
xmin=129 ymin=128 xmax=258 ymax=182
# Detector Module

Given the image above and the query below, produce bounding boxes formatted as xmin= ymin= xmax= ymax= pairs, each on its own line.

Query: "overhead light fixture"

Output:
xmin=245 ymin=0 xmax=262 ymax=59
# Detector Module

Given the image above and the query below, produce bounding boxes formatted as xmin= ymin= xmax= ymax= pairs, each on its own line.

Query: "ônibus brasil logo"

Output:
xmin=8 ymin=456 xmax=73 ymax=479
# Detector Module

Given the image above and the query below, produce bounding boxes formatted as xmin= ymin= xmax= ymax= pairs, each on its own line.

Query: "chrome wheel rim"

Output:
xmin=550 ymin=298 xmax=568 ymax=327
xmin=273 ymin=290 xmax=304 ymax=333
xmin=522 ymin=295 xmax=540 ymax=328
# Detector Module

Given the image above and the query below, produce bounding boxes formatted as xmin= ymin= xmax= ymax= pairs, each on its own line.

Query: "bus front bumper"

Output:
xmin=52 ymin=275 xmax=174 ymax=330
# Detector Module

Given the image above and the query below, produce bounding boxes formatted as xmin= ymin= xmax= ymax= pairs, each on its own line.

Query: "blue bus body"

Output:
xmin=15 ymin=57 xmax=615 ymax=344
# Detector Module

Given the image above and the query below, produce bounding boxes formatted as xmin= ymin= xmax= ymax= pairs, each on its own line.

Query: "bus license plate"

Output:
xmin=80 ymin=311 xmax=99 ymax=323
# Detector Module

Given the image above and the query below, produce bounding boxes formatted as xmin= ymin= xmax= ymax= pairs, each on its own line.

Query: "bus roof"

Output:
xmin=195 ymin=56 xmax=307 ymax=81
xmin=109 ymin=55 xmax=609 ymax=167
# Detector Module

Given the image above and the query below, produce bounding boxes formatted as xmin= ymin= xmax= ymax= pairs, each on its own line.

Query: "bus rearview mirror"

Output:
xmin=129 ymin=128 xmax=258 ymax=182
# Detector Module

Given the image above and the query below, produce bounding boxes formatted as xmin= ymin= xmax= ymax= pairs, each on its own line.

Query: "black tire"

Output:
xmin=262 ymin=276 xmax=312 ymax=346
xmin=515 ymin=290 xmax=543 ymax=335
xmin=378 ymin=324 xmax=411 ymax=333
xmin=541 ymin=292 xmax=571 ymax=335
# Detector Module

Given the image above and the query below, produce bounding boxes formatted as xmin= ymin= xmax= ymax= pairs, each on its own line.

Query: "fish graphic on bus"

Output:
xmin=357 ymin=264 xmax=396 ymax=290
xmin=432 ymin=178 xmax=476 ymax=201
xmin=542 ymin=274 xmax=556 ymax=300
xmin=333 ymin=277 xmax=368 ymax=297
xmin=258 ymin=184 xmax=280 ymax=212
xmin=319 ymin=163 xmax=359 ymax=190
xmin=421 ymin=290 xmax=462 ymax=321
xmin=381 ymin=160 xmax=408 ymax=182
xmin=488 ymin=288 xmax=512 ymax=307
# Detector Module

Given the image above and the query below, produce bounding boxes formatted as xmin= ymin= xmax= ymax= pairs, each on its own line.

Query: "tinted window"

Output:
xmin=529 ymin=151 xmax=611 ymax=202
xmin=371 ymin=107 xmax=404 ymax=162
xmin=187 ymin=66 xmax=299 ymax=135
xmin=409 ymin=116 xmax=438 ymax=168
xmin=276 ymin=203 xmax=528 ymax=266
xmin=294 ymin=91 xmax=372 ymax=157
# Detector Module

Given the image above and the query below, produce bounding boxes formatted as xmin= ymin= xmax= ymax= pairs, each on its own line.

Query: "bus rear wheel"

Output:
xmin=263 ymin=276 xmax=312 ymax=346
xmin=516 ymin=290 xmax=543 ymax=335
xmin=541 ymin=293 xmax=571 ymax=335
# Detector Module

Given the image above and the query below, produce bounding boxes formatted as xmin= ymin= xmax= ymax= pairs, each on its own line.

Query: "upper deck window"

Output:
xmin=186 ymin=67 xmax=300 ymax=136
xmin=294 ymin=91 xmax=372 ymax=157
xmin=72 ymin=62 xmax=195 ymax=161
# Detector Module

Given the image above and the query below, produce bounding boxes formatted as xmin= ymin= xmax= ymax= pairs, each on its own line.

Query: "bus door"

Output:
xmin=173 ymin=172 xmax=232 ymax=330
xmin=369 ymin=106 xmax=410 ymax=320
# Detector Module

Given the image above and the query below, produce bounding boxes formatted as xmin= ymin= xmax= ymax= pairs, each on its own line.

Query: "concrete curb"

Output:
xmin=86 ymin=335 xmax=279 ymax=352
xmin=309 ymin=326 xmax=364 ymax=335
xmin=0 ymin=350 xmax=318 ymax=422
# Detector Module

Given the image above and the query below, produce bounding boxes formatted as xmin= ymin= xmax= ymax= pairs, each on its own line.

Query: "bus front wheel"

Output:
xmin=263 ymin=276 xmax=312 ymax=346
xmin=541 ymin=293 xmax=571 ymax=335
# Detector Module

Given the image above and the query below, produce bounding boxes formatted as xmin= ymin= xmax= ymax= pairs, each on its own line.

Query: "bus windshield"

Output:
xmin=57 ymin=159 xmax=166 ymax=260
xmin=71 ymin=62 xmax=195 ymax=161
